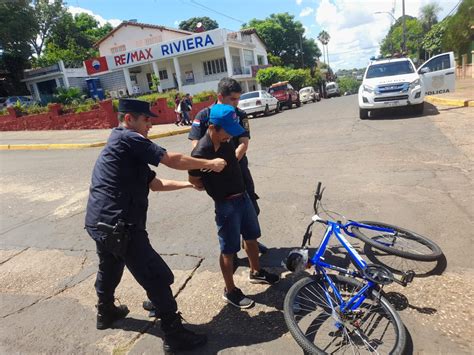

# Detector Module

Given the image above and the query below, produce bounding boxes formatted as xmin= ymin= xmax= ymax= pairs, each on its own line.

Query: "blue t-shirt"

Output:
xmin=85 ymin=127 xmax=166 ymax=233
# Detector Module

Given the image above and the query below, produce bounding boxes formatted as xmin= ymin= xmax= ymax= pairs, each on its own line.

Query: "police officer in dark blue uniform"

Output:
xmin=85 ymin=99 xmax=226 ymax=353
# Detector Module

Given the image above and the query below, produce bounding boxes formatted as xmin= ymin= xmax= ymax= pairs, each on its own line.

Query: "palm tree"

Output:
xmin=420 ymin=3 xmax=442 ymax=32
xmin=317 ymin=30 xmax=331 ymax=74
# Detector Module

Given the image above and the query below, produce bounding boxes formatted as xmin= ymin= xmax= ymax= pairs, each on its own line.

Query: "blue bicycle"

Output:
xmin=283 ymin=182 xmax=443 ymax=354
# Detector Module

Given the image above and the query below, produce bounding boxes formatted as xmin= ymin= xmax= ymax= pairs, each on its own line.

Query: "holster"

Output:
xmin=96 ymin=220 xmax=131 ymax=258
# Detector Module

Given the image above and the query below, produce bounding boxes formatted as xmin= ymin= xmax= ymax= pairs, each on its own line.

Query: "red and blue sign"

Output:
xmin=84 ymin=57 xmax=109 ymax=75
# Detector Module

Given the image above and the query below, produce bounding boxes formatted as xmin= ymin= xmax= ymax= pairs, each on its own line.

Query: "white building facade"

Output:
xmin=85 ymin=22 xmax=269 ymax=96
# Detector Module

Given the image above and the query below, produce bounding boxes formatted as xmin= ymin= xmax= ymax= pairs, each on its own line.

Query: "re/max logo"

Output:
xmin=161 ymin=34 xmax=215 ymax=56
xmin=114 ymin=48 xmax=153 ymax=66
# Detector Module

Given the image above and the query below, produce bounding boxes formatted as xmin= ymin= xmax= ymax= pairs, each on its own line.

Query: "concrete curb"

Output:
xmin=0 ymin=127 xmax=191 ymax=151
xmin=425 ymin=96 xmax=472 ymax=107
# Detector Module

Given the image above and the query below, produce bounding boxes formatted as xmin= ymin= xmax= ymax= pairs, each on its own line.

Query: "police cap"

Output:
xmin=118 ymin=99 xmax=158 ymax=117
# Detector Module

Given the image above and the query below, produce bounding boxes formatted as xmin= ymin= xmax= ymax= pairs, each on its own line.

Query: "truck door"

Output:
xmin=418 ymin=52 xmax=456 ymax=95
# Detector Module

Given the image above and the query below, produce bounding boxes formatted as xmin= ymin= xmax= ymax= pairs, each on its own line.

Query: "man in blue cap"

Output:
xmin=188 ymin=104 xmax=280 ymax=309
xmin=85 ymin=99 xmax=226 ymax=353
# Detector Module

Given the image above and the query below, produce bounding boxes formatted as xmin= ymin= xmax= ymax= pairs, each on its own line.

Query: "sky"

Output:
xmin=66 ymin=0 xmax=461 ymax=70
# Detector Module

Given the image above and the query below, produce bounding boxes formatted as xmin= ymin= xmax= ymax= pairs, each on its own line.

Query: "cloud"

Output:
xmin=313 ymin=0 xmax=458 ymax=70
xmin=67 ymin=6 xmax=122 ymax=27
xmin=300 ymin=7 xmax=314 ymax=17
xmin=174 ymin=20 xmax=182 ymax=27
xmin=296 ymin=0 xmax=303 ymax=5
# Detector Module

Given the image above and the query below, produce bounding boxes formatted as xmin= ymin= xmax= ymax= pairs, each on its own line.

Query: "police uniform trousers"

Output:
xmin=90 ymin=227 xmax=178 ymax=316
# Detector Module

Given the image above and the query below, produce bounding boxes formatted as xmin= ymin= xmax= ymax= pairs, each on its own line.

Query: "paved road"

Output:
xmin=0 ymin=96 xmax=472 ymax=354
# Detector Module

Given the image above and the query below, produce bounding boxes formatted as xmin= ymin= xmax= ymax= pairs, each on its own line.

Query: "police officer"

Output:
xmin=189 ymin=78 xmax=267 ymax=252
xmin=85 ymin=99 xmax=226 ymax=353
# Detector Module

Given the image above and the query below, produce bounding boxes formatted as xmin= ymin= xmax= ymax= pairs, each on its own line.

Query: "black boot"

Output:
xmin=96 ymin=302 xmax=130 ymax=330
xmin=161 ymin=312 xmax=207 ymax=353
xmin=142 ymin=300 xmax=158 ymax=317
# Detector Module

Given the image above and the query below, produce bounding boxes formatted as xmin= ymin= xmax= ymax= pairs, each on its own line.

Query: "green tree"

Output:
xmin=243 ymin=13 xmax=321 ymax=69
xmin=29 ymin=0 xmax=66 ymax=57
xmin=422 ymin=21 xmax=447 ymax=56
xmin=0 ymin=0 xmax=37 ymax=95
xmin=380 ymin=16 xmax=424 ymax=59
xmin=442 ymin=0 xmax=474 ymax=61
xmin=38 ymin=12 xmax=114 ymax=67
xmin=179 ymin=17 xmax=218 ymax=32
xmin=336 ymin=76 xmax=361 ymax=94
xmin=255 ymin=66 xmax=288 ymax=87
xmin=286 ymin=68 xmax=310 ymax=90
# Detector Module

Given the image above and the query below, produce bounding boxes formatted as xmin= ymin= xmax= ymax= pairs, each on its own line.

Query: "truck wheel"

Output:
xmin=359 ymin=108 xmax=369 ymax=119
xmin=296 ymin=99 xmax=301 ymax=107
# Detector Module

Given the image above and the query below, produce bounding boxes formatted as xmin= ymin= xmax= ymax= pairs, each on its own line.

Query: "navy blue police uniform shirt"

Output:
xmin=189 ymin=133 xmax=245 ymax=202
xmin=188 ymin=105 xmax=250 ymax=146
xmin=85 ymin=127 xmax=166 ymax=237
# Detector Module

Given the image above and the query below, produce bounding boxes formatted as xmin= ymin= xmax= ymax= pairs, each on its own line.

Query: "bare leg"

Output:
xmin=243 ymin=240 xmax=260 ymax=273
xmin=220 ymin=254 xmax=236 ymax=291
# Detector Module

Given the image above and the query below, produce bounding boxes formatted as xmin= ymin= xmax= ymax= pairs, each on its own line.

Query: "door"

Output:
xmin=418 ymin=52 xmax=455 ymax=95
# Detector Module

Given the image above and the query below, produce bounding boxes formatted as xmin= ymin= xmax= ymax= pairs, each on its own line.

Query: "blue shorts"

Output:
xmin=214 ymin=192 xmax=261 ymax=254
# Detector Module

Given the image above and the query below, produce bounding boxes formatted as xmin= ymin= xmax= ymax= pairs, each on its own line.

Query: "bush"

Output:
xmin=0 ymin=108 xmax=8 ymax=116
xmin=24 ymin=104 xmax=49 ymax=115
xmin=53 ymin=87 xmax=86 ymax=105
xmin=193 ymin=90 xmax=217 ymax=103
xmin=63 ymin=99 xmax=98 ymax=114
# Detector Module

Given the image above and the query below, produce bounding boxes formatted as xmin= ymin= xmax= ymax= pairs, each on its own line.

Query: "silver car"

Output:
xmin=299 ymin=87 xmax=320 ymax=103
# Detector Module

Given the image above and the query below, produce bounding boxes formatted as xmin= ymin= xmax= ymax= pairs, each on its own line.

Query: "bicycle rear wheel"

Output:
xmin=284 ymin=275 xmax=406 ymax=354
xmin=351 ymin=221 xmax=443 ymax=261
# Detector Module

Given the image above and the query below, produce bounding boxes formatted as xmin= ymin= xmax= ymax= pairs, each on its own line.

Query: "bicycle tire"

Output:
xmin=284 ymin=275 xmax=406 ymax=354
xmin=351 ymin=221 xmax=443 ymax=261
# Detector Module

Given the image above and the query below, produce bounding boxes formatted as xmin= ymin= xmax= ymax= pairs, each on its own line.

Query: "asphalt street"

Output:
xmin=0 ymin=96 xmax=472 ymax=354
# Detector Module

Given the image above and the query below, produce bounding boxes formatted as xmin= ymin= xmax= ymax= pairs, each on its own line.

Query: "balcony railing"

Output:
xmin=233 ymin=66 xmax=251 ymax=75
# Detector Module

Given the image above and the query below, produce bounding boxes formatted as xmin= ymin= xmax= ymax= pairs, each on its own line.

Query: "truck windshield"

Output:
xmin=366 ymin=61 xmax=415 ymax=78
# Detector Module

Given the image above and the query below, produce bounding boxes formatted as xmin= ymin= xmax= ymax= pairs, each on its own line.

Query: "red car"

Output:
xmin=268 ymin=81 xmax=301 ymax=109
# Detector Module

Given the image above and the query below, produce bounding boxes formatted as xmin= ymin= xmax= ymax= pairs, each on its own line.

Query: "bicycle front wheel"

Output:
xmin=351 ymin=221 xmax=443 ymax=261
xmin=284 ymin=275 xmax=406 ymax=354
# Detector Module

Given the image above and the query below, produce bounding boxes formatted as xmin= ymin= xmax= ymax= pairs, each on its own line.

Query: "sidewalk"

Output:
xmin=0 ymin=124 xmax=190 ymax=150
xmin=425 ymin=77 xmax=474 ymax=107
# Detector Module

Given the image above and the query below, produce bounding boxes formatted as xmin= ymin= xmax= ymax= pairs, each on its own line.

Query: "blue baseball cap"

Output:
xmin=209 ymin=104 xmax=245 ymax=137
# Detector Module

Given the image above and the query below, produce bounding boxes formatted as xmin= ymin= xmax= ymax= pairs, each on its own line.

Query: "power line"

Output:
xmin=444 ymin=0 xmax=462 ymax=18
xmin=186 ymin=0 xmax=246 ymax=25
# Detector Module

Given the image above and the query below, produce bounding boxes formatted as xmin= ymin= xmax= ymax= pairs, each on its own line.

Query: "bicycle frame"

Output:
xmin=307 ymin=219 xmax=393 ymax=313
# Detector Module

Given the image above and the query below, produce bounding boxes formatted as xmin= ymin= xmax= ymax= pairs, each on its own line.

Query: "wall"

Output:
xmin=0 ymin=98 xmax=215 ymax=131
xmin=99 ymin=25 xmax=190 ymax=56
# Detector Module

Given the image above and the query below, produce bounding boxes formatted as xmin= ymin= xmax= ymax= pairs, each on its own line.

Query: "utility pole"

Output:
xmin=299 ymin=32 xmax=304 ymax=68
xmin=402 ymin=0 xmax=407 ymax=53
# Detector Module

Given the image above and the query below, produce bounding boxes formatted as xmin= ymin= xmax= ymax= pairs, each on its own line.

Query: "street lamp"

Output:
xmin=374 ymin=0 xmax=406 ymax=52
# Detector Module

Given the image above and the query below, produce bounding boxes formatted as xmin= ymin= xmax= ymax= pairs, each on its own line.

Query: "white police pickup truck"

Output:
xmin=358 ymin=52 xmax=455 ymax=119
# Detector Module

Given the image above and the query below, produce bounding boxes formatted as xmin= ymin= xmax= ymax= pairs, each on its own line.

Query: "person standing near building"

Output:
xmin=85 ymin=99 xmax=226 ymax=353
xmin=174 ymin=93 xmax=181 ymax=126
xmin=180 ymin=93 xmax=192 ymax=125
xmin=188 ymin=104 xmax=279 ymax=308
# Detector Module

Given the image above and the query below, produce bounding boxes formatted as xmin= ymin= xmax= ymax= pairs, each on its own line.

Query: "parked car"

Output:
xmin=299 ymin=87 xmax=320 ymax=103
xmin=358 ymin=52 xmax=455 ymax=119
xmin=325 ymin=82 xmax=340 ymax=98
xmin=4 ymin=96 xmax=35 ymax=107
xmin=238 ymin=90 xmax=279 ymax=116
xmin=268 ymin=81 xmax=300 ymax=109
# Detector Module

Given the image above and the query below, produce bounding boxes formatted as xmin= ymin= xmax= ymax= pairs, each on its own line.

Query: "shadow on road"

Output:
xmin=366 ymin=102 xmax=439 ymax=120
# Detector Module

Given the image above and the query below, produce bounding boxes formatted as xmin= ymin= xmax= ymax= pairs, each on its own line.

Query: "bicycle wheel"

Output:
xmin=284 ymin=275 xmax=406 ymax=355
xmin=351 ymin=221 xmax=443 ymax=261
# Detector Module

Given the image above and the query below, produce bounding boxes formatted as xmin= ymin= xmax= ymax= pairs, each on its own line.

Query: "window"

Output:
xmin=203 ymin=58 xmax=227 ymax=75
xmin=158 ymin=69 xmax=168 ymax=80
xmin=110 ymin=45 xmax=126 ymax=54
xmin=421 ymin=54 xmax=450 ymax=73
xmin=240 ymin=92 xmax=260 ymax=100
xmin=366 ymin=61 xmax=415 ymax=79
xmin=243 ymin=50 xmax=254 ymax=67
xmin=257 ymin=55 xmax=264 ymax=65
xmin=146 ymin=73 xmax=153 ymax=90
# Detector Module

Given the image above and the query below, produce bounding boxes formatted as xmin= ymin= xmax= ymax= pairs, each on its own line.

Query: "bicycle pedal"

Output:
xmin=401 ymin=270 xmax=415 ymax=285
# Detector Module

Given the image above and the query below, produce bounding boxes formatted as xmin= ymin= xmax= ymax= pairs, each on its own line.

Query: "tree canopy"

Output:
xmin=179 ymin=17 xmax=218 ymax=32
xmin=243 ymin=13 xmax=321 ymax=69
xmin=442 ymin=0 xmax=474 ymax=60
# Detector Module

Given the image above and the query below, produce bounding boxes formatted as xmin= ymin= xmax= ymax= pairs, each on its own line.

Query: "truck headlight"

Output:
xmin=410 ymin=79 xmax=420 ymax=88
xmin=363 ymin=84 xmax=374 ymax=93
